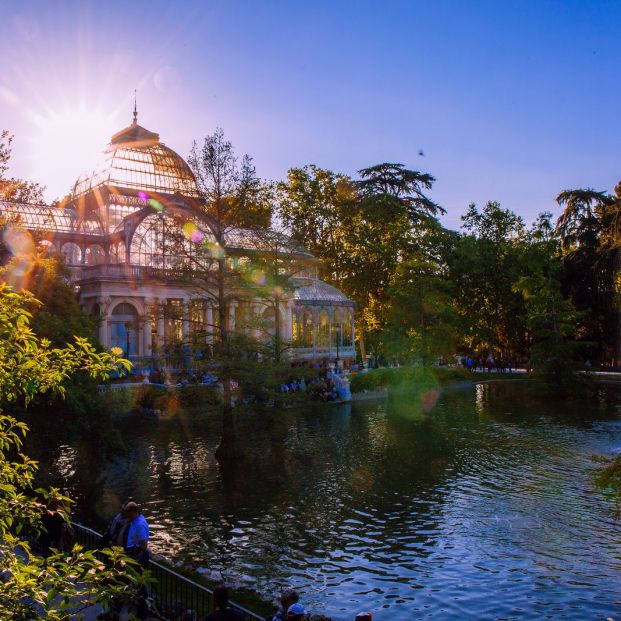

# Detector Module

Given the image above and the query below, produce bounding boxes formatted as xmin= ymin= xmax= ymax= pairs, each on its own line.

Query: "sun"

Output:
xmin=27 ymin=104 xmax=120 ymax=199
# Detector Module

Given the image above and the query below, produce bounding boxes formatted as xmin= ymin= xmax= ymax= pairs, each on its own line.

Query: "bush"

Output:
xmin=350 ymin=365 xmax=471 ymax=393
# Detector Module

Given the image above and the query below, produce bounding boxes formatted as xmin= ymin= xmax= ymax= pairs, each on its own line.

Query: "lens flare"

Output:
xmin=182 ymin=221 xmax=204 ymax=243
xmin=421 ymin=389 xmax=440 ymax=413
xmin=148 ymin=198 xmax=164 ymax=212
xmin=251 ymin=269 xmax=266 ymax=285
xmin=2 ymin=225 xmax=36 ymax=289
xmin=204 ymin=241 xmax=225 ymax=259
xmin=137 ymin=191 xmax=149 ymax=201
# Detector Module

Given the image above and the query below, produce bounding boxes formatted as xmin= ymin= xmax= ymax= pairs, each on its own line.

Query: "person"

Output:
xmin=39 ymin=497 xmax=73 ymax=557
xmin=355 ymin=613 xmax=372 ymax=621
xmin=99 ymin=501 xmax=131 ymax=549
xmin=287 ymin=603 xmax=307 ymax=620
xmin=124 ymin=502 xmax=149 ymax=563
xmin=272 ymin=588 xmax=299 ymax=621
xmin=204 ymin=585 xmax=244 ymax=621
xmin=124 ymin=502 xmax=150 ymax=619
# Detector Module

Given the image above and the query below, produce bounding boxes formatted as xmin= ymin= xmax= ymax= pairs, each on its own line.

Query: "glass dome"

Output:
xmin=291 ymin=277 xmax=354 ymax=305
xmin=72 ymin=120 xmax=199 ymax=198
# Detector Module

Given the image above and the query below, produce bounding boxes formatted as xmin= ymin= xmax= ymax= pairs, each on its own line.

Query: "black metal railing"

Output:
xmin=71 ymin=521 xmax=264 ymax=621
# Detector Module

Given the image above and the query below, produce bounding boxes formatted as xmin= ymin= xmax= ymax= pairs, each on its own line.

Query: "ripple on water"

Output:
xmin=32 ymin=386 xmax=621 ymax=621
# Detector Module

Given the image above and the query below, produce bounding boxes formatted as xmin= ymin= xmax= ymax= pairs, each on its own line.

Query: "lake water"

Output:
xmin=27 ymin=383 xmax=621 ymax=620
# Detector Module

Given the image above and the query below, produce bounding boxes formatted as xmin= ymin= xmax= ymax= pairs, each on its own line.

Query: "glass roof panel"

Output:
xmin=0 ymin=201 xmax=104 ymax=235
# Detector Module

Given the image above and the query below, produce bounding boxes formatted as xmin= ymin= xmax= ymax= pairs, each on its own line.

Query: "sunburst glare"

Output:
xmin=27 ymin=105 xmax=120 ymax=198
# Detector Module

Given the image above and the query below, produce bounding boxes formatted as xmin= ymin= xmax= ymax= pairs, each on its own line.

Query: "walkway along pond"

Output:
xmin=26 ymin=383 xmax=621 ymax=620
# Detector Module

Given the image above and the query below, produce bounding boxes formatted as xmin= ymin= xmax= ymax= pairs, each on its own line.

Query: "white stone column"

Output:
xmin=228 ymin=300 xmax=236 ymax=331
xmin=143 ymin=318 xmax=152 ymax=356
xmin=283 ymin=302 xmax=293 ymax=342
xmin=98 ymin=296 xmax=112 ymax=349
xmin=156 ymin=298 xmax=165 ymax=350
xmin=205 ymin=304 xmax=214 ymax=345
xmin=99 ymin=316 xmax=109 ymax=348
xmin=143 ymin=298 xmax=153 ymax=357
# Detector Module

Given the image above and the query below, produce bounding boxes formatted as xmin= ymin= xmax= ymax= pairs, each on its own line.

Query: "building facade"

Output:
xmin=0 ymin=116 xmax=355 ymax=366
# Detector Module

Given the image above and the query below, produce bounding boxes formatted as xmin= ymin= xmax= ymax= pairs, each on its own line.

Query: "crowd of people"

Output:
xmin=459 ymin=355 xmax=518 ymax=373
xmin=280 ymin=371 xmax=351 ymax=403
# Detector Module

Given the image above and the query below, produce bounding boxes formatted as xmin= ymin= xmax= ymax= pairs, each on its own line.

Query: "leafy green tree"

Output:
xmin=385 ymin=247 xmax=457 ymax=364
xmin=276 ymin=165 xmax=354 ymax=286
xmin=555 ymin=186 xmax=619 ymax=364
xmin=355 ymin=163 xmax=445 ymax=222
xmin=450 ymin=201 xmax=526 ymax=357
xmin=0 ymin=285 xmax=143 ymax=620
xmin=514 ymin=213 xmax=580 ymax=387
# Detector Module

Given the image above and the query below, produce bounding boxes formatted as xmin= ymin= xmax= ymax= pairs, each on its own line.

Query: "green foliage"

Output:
xmin=350 ymin=366 xmax=470 ymax=393
xmin=450 ymin=201 xmax=527 ymax=356
xmin=384 ymin=227 xmax=458 ymax=363
xmin=0 ymin=285 xmax=145 ymax=619
xmin=276 ymin=162 xmax=444 ymax=356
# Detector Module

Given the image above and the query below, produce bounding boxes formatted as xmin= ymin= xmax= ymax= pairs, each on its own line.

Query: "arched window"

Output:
xmin=262 ymin=306 xmax=276 ymax=337
xmin=129 ymin=212 xmax=213 ymax=268
xmin=110 ymin=302 xmax=139 ymax=356
xmin=37 ymin=240 xmax=55 ymax=256
xmin=316 ymin=310 xmax=330 ymax=348
xmin=109 ymin=242 xmax=126 ymax=264
xmin=61 ymin=242 xmax=81 ymax=265
xmin=85 ymin=244 xmax=106 ymax=266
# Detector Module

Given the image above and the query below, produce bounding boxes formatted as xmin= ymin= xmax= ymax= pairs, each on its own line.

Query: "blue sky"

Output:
xmin=0 ymin=0 xmax=619 ymax=229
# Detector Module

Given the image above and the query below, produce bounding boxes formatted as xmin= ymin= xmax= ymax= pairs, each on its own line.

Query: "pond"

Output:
xmin=27 ymin=383 xmax=621 ymax=620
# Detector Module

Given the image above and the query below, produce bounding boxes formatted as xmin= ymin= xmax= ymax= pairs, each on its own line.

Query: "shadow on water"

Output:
xmin=24 ymin=384 xmax=621 ymax=621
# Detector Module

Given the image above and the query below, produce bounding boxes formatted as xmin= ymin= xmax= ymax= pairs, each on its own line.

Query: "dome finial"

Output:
xmin=132 ymin=89 xmax=138 ymax=125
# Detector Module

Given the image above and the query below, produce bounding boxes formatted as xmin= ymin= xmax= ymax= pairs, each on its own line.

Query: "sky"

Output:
xmin=0 ymin=0 xmax=619 ymax=230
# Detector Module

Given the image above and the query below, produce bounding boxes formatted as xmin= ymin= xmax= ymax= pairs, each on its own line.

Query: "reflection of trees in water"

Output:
xmin=25 ymin=393 xmax=487 ymax=565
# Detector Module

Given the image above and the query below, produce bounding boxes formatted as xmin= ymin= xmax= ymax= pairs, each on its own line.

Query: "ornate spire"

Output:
xmin=132 ymin=89 xmax=138 ymax=125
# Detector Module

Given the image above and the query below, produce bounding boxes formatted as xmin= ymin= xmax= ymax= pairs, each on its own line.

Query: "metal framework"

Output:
xmin=0 ymin=201 xmax=105 ymax=235
xmin=73 ymin=143 xmax=199 ymax=198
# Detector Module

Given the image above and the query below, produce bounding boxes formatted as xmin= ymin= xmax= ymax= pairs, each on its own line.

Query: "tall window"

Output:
xmin=331 ymin=309 xmax=342 ymax=348
xmin=316 ymin=310 xmax=330 ymax=347
xmin=164 ymin=299 xmax=183 ymax=342
xmin=303 ymin=310 xmax=314 ymax=347
xmin=189 ymin=300 xmax=206 ymax=344
xmin=342 ymin=309 xmax=353 ymax=347
xmin=292 ymin=310 xmax=301 ymax=345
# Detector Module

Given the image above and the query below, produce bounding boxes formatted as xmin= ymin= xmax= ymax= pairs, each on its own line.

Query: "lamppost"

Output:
xmin=124 ymin=321 xmax=131 ymax=357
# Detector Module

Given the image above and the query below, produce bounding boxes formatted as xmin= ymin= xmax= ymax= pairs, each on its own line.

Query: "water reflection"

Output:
xmin=26 ymin=385 xmax=621 ymax=620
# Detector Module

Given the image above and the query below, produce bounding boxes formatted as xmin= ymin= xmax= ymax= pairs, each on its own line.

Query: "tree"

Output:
xmin=276 ymin=165 xmax=354 ymax=287
xmin=385 ymin=248 xmax=457 ymax=364
xmin=183 ymin=128 xmax=274 ymax=352
xmin=276 ymin=162 xmax=445 ymax=360
xmin=451 ymin=201 xmax=526 ymax=357
xmin=0 ymin=284 xmax=144 ymax=620
xmin=0 ymin=130 xmax=46 ymax=203
xmin=555 ymin=186 xmax=619 ymax=364
xmin=355 ymin=163 xmax=445 ymax=222
xmin=514 ymin=213 xmax=580 ymax=387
